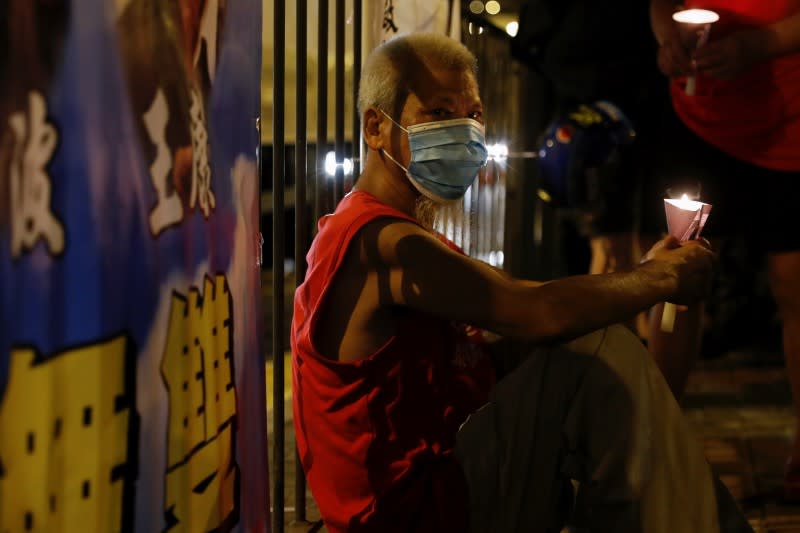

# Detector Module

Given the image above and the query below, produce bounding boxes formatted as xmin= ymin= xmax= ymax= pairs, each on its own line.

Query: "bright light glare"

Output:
xmin=469 ymin=0 xmax=484 ymax=14
xmin=487 ymin=142 xmax=509 ymax=161
xmin=325 ymin=151 xmax=353 ymax=177
xmin=537 ymin=189 xmax=552 ymax=202
xmin=485 ymin=1 xmax=501 ymax=15
xmin=672 ymin=8 xmax=719 ymax=24
xmin=505 ymin=21 xmax=519 ymax=37
xmin=488 ymin=251 xmax=504 ymax=267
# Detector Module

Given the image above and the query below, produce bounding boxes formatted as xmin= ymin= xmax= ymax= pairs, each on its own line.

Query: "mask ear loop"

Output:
xmin=378 ymin=109 xmax=409 ymax=133
xmin=377 ymin=108 xmax=411 ymax=173
xmin=381 ymin=147 xmax=408 ymax=174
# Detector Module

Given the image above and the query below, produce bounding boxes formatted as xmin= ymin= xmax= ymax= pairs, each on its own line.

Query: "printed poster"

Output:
xmin=0 ymin=0 xmax=269 ymax=531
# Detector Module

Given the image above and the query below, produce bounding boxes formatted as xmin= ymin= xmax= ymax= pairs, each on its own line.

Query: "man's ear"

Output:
xmin=363 ymin=107 xmax=384 ymax=150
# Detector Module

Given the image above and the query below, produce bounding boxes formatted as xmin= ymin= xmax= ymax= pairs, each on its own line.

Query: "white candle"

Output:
xmin=660 ymin=192 xmax=709 ymax=332
xmin=661 ymin=301 xmax=678 ymax=333
xmin=672 ymin=9 xmax=719 ymax=96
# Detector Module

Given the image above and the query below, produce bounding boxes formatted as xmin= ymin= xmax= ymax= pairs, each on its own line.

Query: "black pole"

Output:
xmin=272 ymin=0 xmax=286 ymax=531
xmin=351 ymin=0 xmax=362 ymax=181
xmin=315 ymin=0 xmax=329 ymax=222
xmin=334 ymin=0 xmax=345 ymax=203
xmin=294 ymin=0 xmax=308 ymax=522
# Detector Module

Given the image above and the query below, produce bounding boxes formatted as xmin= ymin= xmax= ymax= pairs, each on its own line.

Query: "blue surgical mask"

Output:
xmin=380 ymin=110 xmax=488 ymax=202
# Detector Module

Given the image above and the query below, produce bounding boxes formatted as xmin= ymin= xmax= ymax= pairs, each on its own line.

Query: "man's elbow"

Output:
xmin=490 ymin=284 xmax=572 ymax=343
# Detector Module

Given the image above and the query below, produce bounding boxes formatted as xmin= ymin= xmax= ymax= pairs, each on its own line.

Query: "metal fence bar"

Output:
xmin=272 ymin=0 xmax=286 ymax=531
xmin=315 ymin=0 xmax=329 ymax=227
xmin=352 ymin=0 xmax=362 ymax=179
xmin=468 ymin=174 xmax=479 ymax=256
xmin=294 ymin=0 xmax=308 ymax=523
xmin=333 ymin=0 xmax=345 ymax=203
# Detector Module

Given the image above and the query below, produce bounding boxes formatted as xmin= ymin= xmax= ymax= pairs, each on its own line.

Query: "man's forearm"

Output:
xmin=498 ymin=261 xmax=677 ymax=343
xmin=755 ymin=10 xmax=800 ymax=60
xmin=651 ymin=1 xmax=800 ymax=61
xmin=535 ymin=262 xmax=676 ymax=341
xmin=651 ymin=0 xmax=681 ymax=46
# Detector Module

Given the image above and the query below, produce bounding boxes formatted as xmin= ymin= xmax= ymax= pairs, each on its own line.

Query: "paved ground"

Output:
xmin=268 ymin=346 xmax=800 ymax=533
xmin=683 ymin=349 xmax=800 ymax=532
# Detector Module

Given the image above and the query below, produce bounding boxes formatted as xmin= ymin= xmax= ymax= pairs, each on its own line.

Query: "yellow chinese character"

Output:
xmin=0 ymin=336 xmax=134 ymax=532
xmin=161 ymin=274 xmax=238 ymax=531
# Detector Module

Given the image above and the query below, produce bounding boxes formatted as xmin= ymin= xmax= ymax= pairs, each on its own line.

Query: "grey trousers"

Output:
xmin=455 ymin=325 xmax=753 ymax=533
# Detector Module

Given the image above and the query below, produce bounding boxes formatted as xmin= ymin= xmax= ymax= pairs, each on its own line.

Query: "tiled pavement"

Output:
xmin=682 ymin=350 xmax=800 ymax=532
xmin=269 ymin=348 xmax=800 ymax=532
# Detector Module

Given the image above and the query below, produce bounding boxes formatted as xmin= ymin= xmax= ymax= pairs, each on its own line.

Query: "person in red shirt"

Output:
xmin=650 ymin=0 xmax=800 ymax=497
xmin=292 ymin=32 xmax=751 ymax=532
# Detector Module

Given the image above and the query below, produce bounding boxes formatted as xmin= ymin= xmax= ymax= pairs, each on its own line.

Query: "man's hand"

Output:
xmin=658 ymin=37 xmax=693 ymax=77
xmin=693 ymin=30 xmax=765 ymax=80
xmin=642 ymin=236 xmax=715 ymax=305
xmin=651 ymin=0 xmax=693 ymax=77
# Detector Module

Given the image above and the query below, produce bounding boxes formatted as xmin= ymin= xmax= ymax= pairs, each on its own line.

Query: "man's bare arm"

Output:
xmin=371 ymin=220 xmax=713 ymax=344
xmin=693 ymin=9 xmax=800 ymax=79
xmin=650 ymin=0 xmax=681 ymax=46
xmin=650 ymin=0 xmax=692 ymax=76
xmin=651 ymin=0 xmax=800 ymax=79
xmin=757 ymin=9 xmax=800 ymax=58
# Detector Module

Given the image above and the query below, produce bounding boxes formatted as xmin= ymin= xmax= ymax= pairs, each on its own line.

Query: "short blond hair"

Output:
xmin=357 ymin=32 xmax=477 ymax=120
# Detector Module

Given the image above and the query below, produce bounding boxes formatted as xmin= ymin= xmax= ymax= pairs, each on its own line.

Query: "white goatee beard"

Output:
xmin=414 ymin=195 xmax=465 ymax=234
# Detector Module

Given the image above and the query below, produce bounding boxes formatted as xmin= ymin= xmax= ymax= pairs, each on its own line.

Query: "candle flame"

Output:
xmin=681 ymin=194 xmax=689 ymax=202
xmin=672 ymin=8 xmax=720 ymax=24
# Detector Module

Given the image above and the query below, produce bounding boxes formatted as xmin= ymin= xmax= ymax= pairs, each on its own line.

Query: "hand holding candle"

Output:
xmin=672 ymin=8 xmax=719 ymax=95
xmin=661 ymin=193 xmax=713 ymax=332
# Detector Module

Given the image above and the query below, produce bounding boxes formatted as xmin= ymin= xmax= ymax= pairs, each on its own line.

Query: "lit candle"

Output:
xmin=666 ymin=193 xmax=704 ymax=212
xmin=664 ymin=193 xmax=707 ymax=242
xmin=672 ymin=9 xmax=719 ymax=96
xmin=661 ymin=192 xmax=713 ymax=332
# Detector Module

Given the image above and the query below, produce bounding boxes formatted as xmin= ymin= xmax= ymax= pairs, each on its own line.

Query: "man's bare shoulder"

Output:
xmin=314 ymin=216 xmax=458 ymax=361
xmin=353 ymin=216 xmax=456 ymax=269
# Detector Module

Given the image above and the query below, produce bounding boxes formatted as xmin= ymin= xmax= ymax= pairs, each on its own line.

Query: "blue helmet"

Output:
xmin=537 ymin=100 xmax=635 ymax=209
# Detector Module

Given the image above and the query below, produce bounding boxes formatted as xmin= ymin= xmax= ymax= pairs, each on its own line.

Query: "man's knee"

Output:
xmin=562 ymin=325 xmax=672 ymax=494
xmin=566 ymin=325 xmax=649 ymax=372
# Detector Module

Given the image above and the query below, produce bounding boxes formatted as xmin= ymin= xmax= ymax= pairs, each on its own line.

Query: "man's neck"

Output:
xmin=353 ymin=153 xmax=419 ymax=219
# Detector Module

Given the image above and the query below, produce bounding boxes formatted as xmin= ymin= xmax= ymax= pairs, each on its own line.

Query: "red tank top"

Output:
xmin=291 ymin=191 xmax=494 ymax=532
xmin=671 ymin=0 xmax=800 ymax=170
